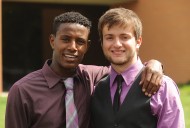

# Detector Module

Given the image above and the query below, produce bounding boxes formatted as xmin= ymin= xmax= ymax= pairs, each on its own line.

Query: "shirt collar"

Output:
xmin=42 ymin=60 xmax=86 ymax=89
xmin=110 ymin=57 xmax=144 ymax=87
xmin=42 ymin=60 xmax=62 ymax=88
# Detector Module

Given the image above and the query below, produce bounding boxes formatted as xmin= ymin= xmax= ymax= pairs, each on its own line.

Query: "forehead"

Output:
xmin=103 ymin=24 xmax=134 ymax=34
xmin=56 ymin=23 xmax=90 ymax=38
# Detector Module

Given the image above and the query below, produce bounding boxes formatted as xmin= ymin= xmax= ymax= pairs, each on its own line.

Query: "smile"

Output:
xmin=65 ymin=54 xmax=77 ymax=58
xmin=111 ymin=50 xmax=125 ymax=54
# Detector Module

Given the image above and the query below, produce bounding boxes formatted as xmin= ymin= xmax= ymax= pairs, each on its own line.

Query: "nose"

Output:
xmin=114 ymin=38 xmax=122 ymax=47
xmin=68 ymin=40 xmax=77 ymax=51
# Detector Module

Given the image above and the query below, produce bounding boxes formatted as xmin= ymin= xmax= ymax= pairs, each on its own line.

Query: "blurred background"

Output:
xmin=0 ymin=0 xmax=190 ymax=127
xmin=1 ymin=0 xmax=190 ymax=92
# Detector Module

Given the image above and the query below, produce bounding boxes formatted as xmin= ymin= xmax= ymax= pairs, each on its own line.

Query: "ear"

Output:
xmin=136 ymin=36 xmax=142 ymax=48
xmin=49 ymin=34 xmax=55 ymax=50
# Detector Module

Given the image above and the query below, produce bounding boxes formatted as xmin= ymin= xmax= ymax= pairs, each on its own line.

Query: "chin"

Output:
xmin=62 ymin=63 xmax=78 ymax=69
xmin=111 ymin=60 xmax=127 ymax=65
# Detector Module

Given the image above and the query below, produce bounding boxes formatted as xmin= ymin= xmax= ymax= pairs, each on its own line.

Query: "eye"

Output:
xmin=120 ymin=34 xmax=132 ymax=41
xmin=76 ymin=38 xmax=87 ymax=45
xmin=61 ymin=36 xmax=70 ymax=43
xmin=104 ymin=36 xmax=113 ymax=41
xmin=122 ymin=36 xmax=129 ymax=40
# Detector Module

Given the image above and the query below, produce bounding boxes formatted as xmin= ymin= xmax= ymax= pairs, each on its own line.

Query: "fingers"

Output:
xmin=140 ymin=67 xmax=152 ymax=93
xmin=144 ymin=72 xmax=157 ymax=96
xmin=140 ymin=67 xmax=146 ymax=92
xmin=149 ymin=75 xmax=162 ymax=95
xmin=140 ymin=67 xmax=163 ymax=97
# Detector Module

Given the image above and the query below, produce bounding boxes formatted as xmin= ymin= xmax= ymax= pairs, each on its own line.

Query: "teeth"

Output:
xmin=65 ymin=55 xmax=76 ymax=58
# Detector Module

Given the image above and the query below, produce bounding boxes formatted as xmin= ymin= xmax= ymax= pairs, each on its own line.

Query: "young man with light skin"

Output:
xmin=6 ymin=12 xmax=163 ymax=128
xmin=91 ymin=8 xmax=185 ymax=128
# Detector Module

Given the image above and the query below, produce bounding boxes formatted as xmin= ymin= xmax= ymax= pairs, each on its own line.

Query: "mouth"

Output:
xmin=111 ymin=50 xmax=125 ymax=55
xmin=63 ymin=54 xmax=78 ymax=62
xmin=65 ymin=54 xmax=77 ymax=58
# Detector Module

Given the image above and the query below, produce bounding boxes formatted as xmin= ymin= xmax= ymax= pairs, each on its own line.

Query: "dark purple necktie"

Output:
xmin=113 ymin=75 xmax=123 ymax=113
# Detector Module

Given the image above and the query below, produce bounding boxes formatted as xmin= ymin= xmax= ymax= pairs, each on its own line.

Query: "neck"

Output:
xmin=111 ymin=56 xmax=138 ymax=74
xmin=50 ymin=61 xmax=76 ymax=78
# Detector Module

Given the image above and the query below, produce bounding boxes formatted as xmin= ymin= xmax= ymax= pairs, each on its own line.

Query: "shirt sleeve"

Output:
xmin=79 ymin=64 xmax=111 ymax=85
xmin=5 ymin=84 xmax=29 ymax=128
xmin=150 ymin=76 xmax=185 ymax=128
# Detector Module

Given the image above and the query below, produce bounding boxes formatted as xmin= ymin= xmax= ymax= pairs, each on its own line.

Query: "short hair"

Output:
xmin=98 ymin=7 xmax=142 ymax=41
xmin=52 ymin=11 xmax=92 ymax=35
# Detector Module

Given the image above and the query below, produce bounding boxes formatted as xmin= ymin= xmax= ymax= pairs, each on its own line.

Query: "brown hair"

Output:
xmin=98 ymin=7 xmax=142 ymax=42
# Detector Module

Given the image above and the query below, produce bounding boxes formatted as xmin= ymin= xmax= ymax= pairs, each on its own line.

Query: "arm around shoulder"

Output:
xmin=140 ymin=59 xmax=164 ymax=96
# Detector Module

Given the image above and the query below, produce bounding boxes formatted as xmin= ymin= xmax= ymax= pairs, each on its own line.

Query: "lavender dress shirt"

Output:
xmin=109 ymin=58 xmax=185 ymax=128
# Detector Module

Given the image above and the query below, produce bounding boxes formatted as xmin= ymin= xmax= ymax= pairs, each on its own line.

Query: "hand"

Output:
xmin=140 ymin=59 xmax=163 ymax=97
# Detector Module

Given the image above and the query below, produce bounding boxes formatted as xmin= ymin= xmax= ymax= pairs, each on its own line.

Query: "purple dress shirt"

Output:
xmin=5 ymin=60 xmax=110 ymax=128
xmin=110 ymin=58 xmax=185 ymax=128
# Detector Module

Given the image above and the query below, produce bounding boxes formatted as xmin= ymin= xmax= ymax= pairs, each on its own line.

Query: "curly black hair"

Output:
xmin=52 ymin=11 xmax=92 ymax=35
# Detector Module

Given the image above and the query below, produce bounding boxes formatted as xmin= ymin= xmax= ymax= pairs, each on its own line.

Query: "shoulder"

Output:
xmin=92 ymin=75 xmax=110 ymax=98
xmin=9 ymin=69 xmax=43 ymax=93
xmin=94 ymin=75 xmax=110 ymax=90
xmin=97 ymin=75 xmax=110 ymax=84
xmin=15 ymin=69 xmax=43 ymax=86
xmin=160 ymin=75 xmax=180 ymax=96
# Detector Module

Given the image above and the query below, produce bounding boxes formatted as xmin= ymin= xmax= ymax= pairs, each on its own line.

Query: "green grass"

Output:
xmin=0 ymin=96 xmax=7 ymax=128
xmin=179 ymin=85 xmax=190 ymax=127
xmin=0 ymin=85 xmax=190 ymax=128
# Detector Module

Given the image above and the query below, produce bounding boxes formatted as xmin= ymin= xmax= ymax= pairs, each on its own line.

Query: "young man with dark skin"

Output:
xmin=5 ymin=12 xmax=163 ymax=128
xmin=91 ymin=8 xmax=185 ymax=128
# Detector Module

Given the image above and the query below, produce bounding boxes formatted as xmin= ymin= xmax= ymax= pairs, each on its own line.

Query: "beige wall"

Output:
xmin=115 ymin=0 xmax=190 ymax=84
